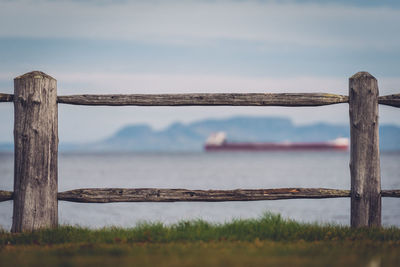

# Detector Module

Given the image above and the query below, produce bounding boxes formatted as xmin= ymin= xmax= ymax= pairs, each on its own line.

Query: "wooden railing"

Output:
xmin=0 ymin=71 xmax=399 ymax=232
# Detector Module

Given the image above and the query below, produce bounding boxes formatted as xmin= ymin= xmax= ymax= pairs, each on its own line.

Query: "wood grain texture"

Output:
xmin=57 ymin=93 xmax=348 ymax=106
xmin=3 ymin=93 xmax=400 ymax=107
xmin=12 ymin=71 xmax=58 ymax=232
xmin=349 ymin=72 xmax=381 ymax=228
xmin=381 ymin=190 xmax=400 ymax=197
xmin=0 ymin=93 xmax=13 ymax=102
xmin=0 ymin=190 xmax=13 ymax=202
xmin=57 ymin=188 xmax=351 ymax=203
xmin=1 ymin=189 xmax=400 ymax=203
xmin=378 ymin=94 xmax=400 ymax=107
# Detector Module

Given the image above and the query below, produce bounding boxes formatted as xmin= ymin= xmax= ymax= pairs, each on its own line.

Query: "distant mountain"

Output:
xmin=1 ymin=116 xmax=400 ymax=152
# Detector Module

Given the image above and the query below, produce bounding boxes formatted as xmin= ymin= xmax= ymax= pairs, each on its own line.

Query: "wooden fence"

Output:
xmin=0 ymin=71 xmax=399 ymax=233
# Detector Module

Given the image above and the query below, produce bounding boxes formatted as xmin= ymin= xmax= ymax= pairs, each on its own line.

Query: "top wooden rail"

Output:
xmin=378 ymin=94 xmax=400 ymax=107
xmin=57 ymin=93 xmax=348 ymax=106
xmin=1 ymin=92 xmax=399 ymax=107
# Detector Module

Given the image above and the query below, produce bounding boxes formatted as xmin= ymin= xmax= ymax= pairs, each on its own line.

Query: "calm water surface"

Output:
xmin=0 ymin=151 xmax=399 ymax=229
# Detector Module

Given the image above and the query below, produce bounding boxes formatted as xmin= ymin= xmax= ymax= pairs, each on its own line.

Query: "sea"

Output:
xmin=0 ymin=151 xmax=399 ymax=230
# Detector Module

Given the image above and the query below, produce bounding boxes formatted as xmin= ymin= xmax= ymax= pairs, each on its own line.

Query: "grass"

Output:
xmin=1 ymin=213 xmax=400 ymax=244
xmin=1 ymin=213 xmax=400 ymax=266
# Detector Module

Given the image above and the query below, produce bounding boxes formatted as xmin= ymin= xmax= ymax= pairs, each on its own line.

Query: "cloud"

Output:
xmin=51 ymin=71 xmax=398 ymax=95
xmin=55 ymin=72 xmax=346 ymax=94
xmin=1 ymin=0 xmax=400 ymax=49
xmin=2 ymin=70 xmax=398 ymax=95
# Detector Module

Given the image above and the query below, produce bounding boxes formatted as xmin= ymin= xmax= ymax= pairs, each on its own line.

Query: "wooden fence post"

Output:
xmin=12 ymin=71 xmax=58 ymax=232
xmin=349 ymin=72 xmax=381 ymax=227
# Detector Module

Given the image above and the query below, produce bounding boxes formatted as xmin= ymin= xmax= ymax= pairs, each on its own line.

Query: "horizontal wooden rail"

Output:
xmin=60 ymin=188 xmax=352 ymax=202
xmin=51 ymin=189 xmax=400 ymax=202
xmin=0 ymin=190 xmax=12 ymax=201
xmin=2 ymin=188 xmax=348 ymax=202
xmin=57 ymin=93 xmax=349 ymax=106
xmin=0 ymin=188 xmax=354 ymax=203
xmin=381 ymin=190 xmax=400 ymax=197
xmin=0 ymin=93 xmax=13 ymax=102
xmin=2 ymin=93 xmax=349 ymax=106
xmin=2 ymin=92 xmax=400 ymax=107
xmin=2 ymin=188 xmax=400 ymax=203
xmin=378 ymin=94 xmax=400 ymax=108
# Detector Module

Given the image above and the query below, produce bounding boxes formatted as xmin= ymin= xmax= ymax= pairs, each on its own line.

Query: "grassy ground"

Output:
xmin=1 ymin=213 xmax=399 ymax=266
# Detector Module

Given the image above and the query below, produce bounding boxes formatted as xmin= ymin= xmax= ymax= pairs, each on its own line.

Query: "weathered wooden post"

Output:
xmin=12 ymin=71 xmax=58 ymax=232
xmin=349 ymin=72 xmax=381 ymax=227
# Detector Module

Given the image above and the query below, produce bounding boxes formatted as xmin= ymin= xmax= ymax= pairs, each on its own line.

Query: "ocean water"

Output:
xmin=0 ymin=151 xmax=399 ymax=230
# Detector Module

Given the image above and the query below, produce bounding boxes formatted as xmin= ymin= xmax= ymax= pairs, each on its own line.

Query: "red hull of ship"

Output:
xmin=204 ymin=142 xmax=348 ymax=151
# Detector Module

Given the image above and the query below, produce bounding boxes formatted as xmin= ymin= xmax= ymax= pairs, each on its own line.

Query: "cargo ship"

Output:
xmin=204 ymin=132 xmax=349 ymax=151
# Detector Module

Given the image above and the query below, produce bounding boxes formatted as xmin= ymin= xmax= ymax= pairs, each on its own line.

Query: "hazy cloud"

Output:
xmin=1 ymin=0 xmax=400 ymax=49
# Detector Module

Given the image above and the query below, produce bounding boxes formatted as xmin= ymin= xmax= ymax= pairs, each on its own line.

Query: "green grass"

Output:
xmin=1 ymin=213 xmax=400 ymax=266
xmin=1 ymin=213 xmax=400 ymax=245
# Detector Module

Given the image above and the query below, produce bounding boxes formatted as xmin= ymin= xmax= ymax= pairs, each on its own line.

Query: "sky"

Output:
xmin=0 ymin=0 xmax=399 ymax=143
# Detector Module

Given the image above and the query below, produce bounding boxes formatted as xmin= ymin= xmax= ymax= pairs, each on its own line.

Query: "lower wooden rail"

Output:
xmin=0 ymin=188 xmax=399 ymax=203
xmin=57 ymin=188 xmax=350 ymax=203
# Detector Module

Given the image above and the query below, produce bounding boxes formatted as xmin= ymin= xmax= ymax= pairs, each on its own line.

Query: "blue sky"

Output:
xmin=0 ymin=0 xmax=399 ymax=142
